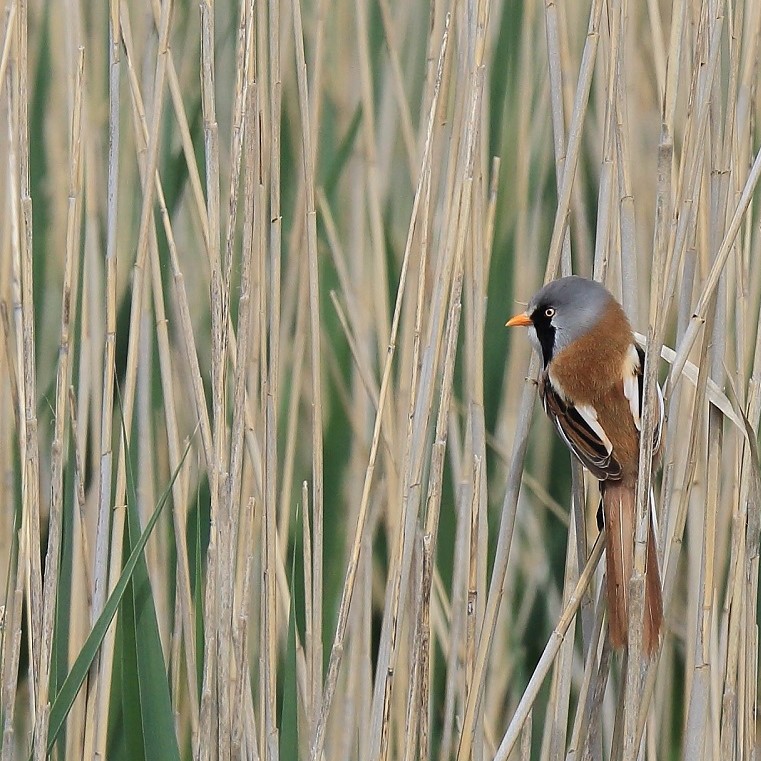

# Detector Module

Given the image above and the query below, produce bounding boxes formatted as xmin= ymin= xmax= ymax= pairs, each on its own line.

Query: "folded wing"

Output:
xmin=540 ymin=377 xmax=622 ymax=481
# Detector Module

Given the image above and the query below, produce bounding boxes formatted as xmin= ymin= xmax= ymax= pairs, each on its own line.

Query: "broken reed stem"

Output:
xmin=290 ymin=0 xmax=325 ymax=739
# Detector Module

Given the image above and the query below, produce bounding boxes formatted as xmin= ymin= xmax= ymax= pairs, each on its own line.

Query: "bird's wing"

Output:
xmin=540 ymin=375 xmax=623 ymax=481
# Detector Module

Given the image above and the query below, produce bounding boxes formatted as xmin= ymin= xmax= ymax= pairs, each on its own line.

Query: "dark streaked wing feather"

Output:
xmin=540 ymin=375 xmax=622 ymax=481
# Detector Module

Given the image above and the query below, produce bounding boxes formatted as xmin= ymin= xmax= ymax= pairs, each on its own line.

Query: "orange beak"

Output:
xmin=505 ymin=312 xmax=532 ymax=328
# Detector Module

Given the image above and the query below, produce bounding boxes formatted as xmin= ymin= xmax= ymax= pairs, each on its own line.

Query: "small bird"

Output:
xmin=506 ymin=275 xmax=663 ymax=656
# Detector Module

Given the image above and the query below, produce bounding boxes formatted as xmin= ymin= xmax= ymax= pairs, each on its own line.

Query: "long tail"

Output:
xmin=601 ymin=482 xmax=663 ymax=656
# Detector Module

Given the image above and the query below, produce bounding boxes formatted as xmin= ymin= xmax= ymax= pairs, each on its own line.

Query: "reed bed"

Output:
xmin=0 ymin=0 xmax=759 ymax=759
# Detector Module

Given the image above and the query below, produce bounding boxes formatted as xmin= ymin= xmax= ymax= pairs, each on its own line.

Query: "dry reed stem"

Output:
xmin=545 ymin=514 xmax=579 ymax=761
xmin=12 ymin=1 xmax=42 ymax=743
xmin=82 ymin=0 xmax=119 ymax=754
xmin=31 ymin=45 xmax=84 ymax=760
xmin=263 ymin=0 xmax=282 ymax=756
xmin=290 ymin=0 xmax=325 ymax=743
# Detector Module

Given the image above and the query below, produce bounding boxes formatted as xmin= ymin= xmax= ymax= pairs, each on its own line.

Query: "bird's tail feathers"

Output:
xmin=601 ymin=482 xmax=663 ymax=656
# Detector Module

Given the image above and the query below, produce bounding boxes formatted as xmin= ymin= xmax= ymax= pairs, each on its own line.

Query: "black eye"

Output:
xmin=544 ymin=307 xmax=555 ymax=318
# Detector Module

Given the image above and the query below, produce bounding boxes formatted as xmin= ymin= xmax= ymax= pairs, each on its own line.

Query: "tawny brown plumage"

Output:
xmin=507 ymin=276 xmax=663 ymax=656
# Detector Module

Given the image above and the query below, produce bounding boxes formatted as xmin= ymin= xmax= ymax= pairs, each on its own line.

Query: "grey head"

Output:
xmin=524 ymin=276 xmax=615 ymax=366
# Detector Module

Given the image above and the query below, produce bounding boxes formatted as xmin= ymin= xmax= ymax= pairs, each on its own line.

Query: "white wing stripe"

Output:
xmin=623 ymin=344 xmax=642 ymax=431
xmin=575 ymin=403 xmax=614 ymax=454
xmin=654 ymin=382 xmax=664 ymax=450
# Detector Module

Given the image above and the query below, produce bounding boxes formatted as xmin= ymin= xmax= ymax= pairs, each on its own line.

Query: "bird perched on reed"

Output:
xmin=507 ymin=275 xmax=663 ymax=656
